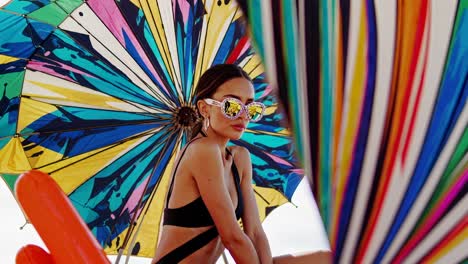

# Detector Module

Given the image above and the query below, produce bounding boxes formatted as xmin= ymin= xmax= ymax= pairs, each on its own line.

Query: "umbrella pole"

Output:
xmin=222 ymin=251 xmax=229 ymax=264
xmin=115 ymin=133 xmax=178 ymax=263
xmin=115 ymin=249 xmax=124 ymax=264
xmin=124 ymin=212 xmax=148 ymax=264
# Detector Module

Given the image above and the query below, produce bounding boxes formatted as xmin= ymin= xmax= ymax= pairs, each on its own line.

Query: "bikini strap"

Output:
xmin=165 ymin=136 xmax=204 ymax=208
xmin=155 ymin=227 xmax=218 ymax=263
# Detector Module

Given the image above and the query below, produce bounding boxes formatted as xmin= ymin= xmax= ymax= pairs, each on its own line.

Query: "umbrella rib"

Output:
xmin=118 ymin=127 xmax=182 ymax=253
xmin=13 ymin=68 xmax=27 ymax=138
xmin=253 ymin=188 xmax=294 ymax=208
xmin=64 ymin=5 xmax=175 ymax=109
xmin=188 ymin=2 xmax=218 ymax=102
xmin=164 ymin=1 xmax=184 ymax=104
xmin=103 ymin=127 xmax=181 ymax=254
xmin=29 ymin=60 xmax=170 ymax=116
xmin=195 ymin=0 xmax=214 ymax=82
xmin=136 ymin=0 xmax=183 ymax=106
xmin=140 ymin=131 xmax=183 ymax=218
xmin=245 ymin=56 xmax=261 ymax=76
xmin=38 ymin=128 xmax=168 ymax=173
xmin=2 ymin=10 xmax=66 ymax=172
xmin=34 ymin=95 xmax=175 ymax=117
xmin=70 ymin=1 xmax=175 ymax=108
xmin=0 ymin=119 xmax=165 ymax=141
xmin=220 ymin=7 xmax=241 ymax=60
xmin=143 ymin=0 xmax=184 ymax=104
xmin=253 ymin=189 xmax=271 ymax=205
xmin=195 ymin=3 xmax=239 ymax=80
xmin=22 ymin=91 xmax=170 ymax=116
xmin=17 ymin=117 xmax=171 ymax=138
xmin=22 ymin=69 xmax=172 ymax=114
xmin=111 ymin=0 xmax=181 ymax=107
xmin=119 ymin=92 xmax=173 ymax=115
xmin=0 ymin=9 xmax=67 ymax=61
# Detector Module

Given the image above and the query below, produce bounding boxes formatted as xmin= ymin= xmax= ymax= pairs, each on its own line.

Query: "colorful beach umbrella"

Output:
xmin=0 ymin=0 xmax=303 ymax=258
xmin=239 ymin=0 xmax=467 ymax=263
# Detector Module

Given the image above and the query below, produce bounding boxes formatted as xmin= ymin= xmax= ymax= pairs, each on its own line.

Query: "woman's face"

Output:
xmin=206 ymin=77 xmax=255 ymax=140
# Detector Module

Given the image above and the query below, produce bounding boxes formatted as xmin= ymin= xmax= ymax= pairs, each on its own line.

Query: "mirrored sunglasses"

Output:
xmin=204 ymin=97 xmax=265 ymax=122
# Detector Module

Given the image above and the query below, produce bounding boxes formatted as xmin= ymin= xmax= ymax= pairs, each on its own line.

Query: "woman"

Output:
xmin=152 ymin=64 xmax=331 ymax=264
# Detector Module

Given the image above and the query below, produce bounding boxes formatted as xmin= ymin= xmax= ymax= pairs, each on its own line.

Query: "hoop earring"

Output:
xmin=203 ymin=117 xmax=210 ymax=132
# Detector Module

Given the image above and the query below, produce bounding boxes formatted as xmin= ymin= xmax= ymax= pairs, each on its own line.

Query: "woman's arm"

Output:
xmin=273 ymin=251 xmax=332 ymax=264
xmin=190 ymin=143 xmax=259 ymax=264
xmin=237 ymin=147 xmax=273 ymax=264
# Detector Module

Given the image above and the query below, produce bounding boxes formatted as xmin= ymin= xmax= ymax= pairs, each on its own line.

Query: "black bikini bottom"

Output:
xmin=155 ymin=226 xmax=218 ymax=264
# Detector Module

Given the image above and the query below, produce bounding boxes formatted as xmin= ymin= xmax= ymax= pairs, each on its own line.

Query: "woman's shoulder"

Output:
xmin=228 ymin=145 xmax=250 ymax=158
xmin=183 ymin=138 xmax=251 ymax=163
xmin=185 ymin=137 xmax=220 ymax=157
xmin=228 ymin=146 xmax=251 ymax=169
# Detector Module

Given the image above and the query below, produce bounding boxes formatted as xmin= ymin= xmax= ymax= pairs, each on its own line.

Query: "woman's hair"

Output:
xmin=190 ymin=64 xmax=252 ymax=139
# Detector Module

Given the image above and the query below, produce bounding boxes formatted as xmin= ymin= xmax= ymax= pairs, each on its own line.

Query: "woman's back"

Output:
xmin=153 ymin=137 xmax=243 ymax=264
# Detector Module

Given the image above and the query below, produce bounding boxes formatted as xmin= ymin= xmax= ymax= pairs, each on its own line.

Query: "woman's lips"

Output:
xmin=232 ymin=125 xmax=246 ymax=131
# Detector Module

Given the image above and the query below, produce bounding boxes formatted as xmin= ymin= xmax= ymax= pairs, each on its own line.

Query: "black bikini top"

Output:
xmin=163 ymin=138 xmax=244 ymax=227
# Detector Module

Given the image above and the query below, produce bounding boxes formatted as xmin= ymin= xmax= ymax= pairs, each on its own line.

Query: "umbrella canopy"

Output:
xmin=0 ymin=0 xmax=303 ymax=258
xmin=239 ymin=0 xmax=467 ymax=263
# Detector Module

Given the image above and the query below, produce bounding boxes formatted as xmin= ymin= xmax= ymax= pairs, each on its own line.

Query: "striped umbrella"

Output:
xmin=238 ymin=0 xmax=467 ymax=263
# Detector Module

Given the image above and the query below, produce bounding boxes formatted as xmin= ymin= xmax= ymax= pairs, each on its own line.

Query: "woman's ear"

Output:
xmin=197 ymin=100 xmax=209 ymax=118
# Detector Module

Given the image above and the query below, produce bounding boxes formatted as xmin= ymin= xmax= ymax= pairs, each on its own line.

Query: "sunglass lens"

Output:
xmin=247 ymin=104 xmax=264 ymax=122
xmin=223 ymin=99 xmax=242 ymax=118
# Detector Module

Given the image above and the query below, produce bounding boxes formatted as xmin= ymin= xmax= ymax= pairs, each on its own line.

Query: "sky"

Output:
xmin=0 ymin=177 xmax=329 ymax=263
